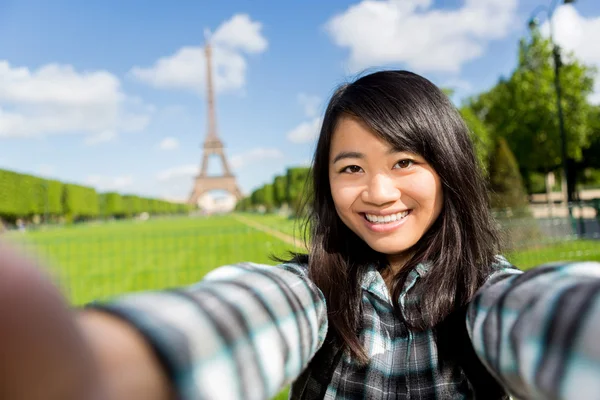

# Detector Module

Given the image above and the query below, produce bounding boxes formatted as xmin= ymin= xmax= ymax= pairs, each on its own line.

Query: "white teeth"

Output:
xmin=365 ymin=211 xmax=409 ymax=224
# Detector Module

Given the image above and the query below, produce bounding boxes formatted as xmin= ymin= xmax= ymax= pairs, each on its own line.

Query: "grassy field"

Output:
xmin=237 ymin=212 xmax=308 ymax=239
xmin=7 ymin=215 xmax=302 ymax=305
xmin=3 ymin=212 xmax=599 ymax=400
xmin=508 ymin=239 xmax=600 ymax=268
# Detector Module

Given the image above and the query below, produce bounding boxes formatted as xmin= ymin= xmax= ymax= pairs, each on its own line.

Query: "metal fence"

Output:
xmin=2 ymin=205 xmax=599 ymax=306
xmin=494 ymin=203 xmax=600 ymax=267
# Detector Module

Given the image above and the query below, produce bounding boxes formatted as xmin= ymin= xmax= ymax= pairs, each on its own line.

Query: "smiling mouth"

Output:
xmin=362 ymin=210 xmax=411 ymax=224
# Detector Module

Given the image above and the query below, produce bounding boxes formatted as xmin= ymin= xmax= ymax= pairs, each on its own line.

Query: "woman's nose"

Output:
xmin=361 ymin=174 xmax=400 ymax=205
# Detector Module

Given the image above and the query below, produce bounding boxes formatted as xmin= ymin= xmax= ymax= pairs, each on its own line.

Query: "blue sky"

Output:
xmin=1 ymin=0 xmax=599 ymax=202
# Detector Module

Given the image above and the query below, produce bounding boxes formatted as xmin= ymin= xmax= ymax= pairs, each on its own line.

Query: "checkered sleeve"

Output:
xmin=86 ymin=262 xmax=328 ymax=400
xmin=467 ymin=259 xmax=600 ymax=400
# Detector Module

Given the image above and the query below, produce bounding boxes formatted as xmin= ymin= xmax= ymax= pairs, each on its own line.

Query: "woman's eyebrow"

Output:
xmin=332 ymin=151 xmax=364 ymax=164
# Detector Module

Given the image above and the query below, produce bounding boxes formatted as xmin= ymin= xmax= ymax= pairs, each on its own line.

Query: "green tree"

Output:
xmin=44 ymin=180 xmax=64 ymax=217
xmin=63 ymin=184 xmax=99 ymax=222
xmin=286 ymin=167 xmax=311 ymax=216
xmin=470 ymin=31 xmax=596 ymax=198
xmin=273 ymin=175 xmax=287 ymax=207
xmin=251 ymin=187 xmax=265 ymax=210
xmin=0 ymin=170 xmax=21 ymax=220
xmin=262 ymin=184 xmax=275 ymax=212
xmin=235 ymin=197 xmax=252 ymax=212
xmin=488 ymin=138 xmax=530 ymax=211
xmin=578 ymin=106 xmax=600 ymax=170
xmin=123 ymin=195 xmax=142 ymax=217
xmin=442 ymin=87 xmax=493 ymax=172
xmin=102 ymin=192 xmax=125 ymax=218
xmin=459 ymin=106 xmax=493 ymax=172
xmin=488 ymin=137 xmax=539 ymax=251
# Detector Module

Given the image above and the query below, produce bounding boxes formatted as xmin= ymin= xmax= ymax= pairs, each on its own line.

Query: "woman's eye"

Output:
xmin=394 ymin=159 xmax=414 ymax=169
xmin=342 ymin=165 xmax=363 ymax=173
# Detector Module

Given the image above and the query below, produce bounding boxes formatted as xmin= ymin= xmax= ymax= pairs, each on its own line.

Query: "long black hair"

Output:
xmin=292 ymin=70 xmax=499 ymax=363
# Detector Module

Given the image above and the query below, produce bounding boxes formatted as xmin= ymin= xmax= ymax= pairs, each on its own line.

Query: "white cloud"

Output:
xmin=0 ymin=61 xmax=152 ymax=139
xmin=85 ymin=174 xmax=134 ymax=192
xmin=84 ymin=130 xmax=117 ymax=146
xmin=442 ymin=78 xmax=473 ymax=92
xmin=156 ymin=164 xmax=199 ymax=182
xmin=325 ymin=0 xmax=518 ymax=73
xmin=37 ymin=164 xmax=56 ymax=177
xmin=287 ymin=117 xmax=323 ymax=144
xmin=157 ymin=137 xmax=180 ymax=150
xmin=297 ymin=93 xmax=322 ymax=118
xmin=229 ymin=147 xmax=284 ymax=170
xmin=592 ymin=85 xmax=600 ymax=105
xmin=288 ymin=93 xmax=324 ymax=144
xmin=156 ymin=147 xmax=282 ymax=184
xmin=212 ymin=14 xmax=268 ymax=54
xmin=160 ymin=194 xmax=188 ymax=203
xmin=547 ymin=5 xmax=600 ymax=103
xmin=130 ymin=14 xmax=267 ymax=94
xmin=154 ymin=165 xmax=198 ymax=203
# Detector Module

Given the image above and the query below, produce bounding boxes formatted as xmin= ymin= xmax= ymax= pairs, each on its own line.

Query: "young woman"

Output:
xmin=1 ymin=70 xmax=600 ymax=400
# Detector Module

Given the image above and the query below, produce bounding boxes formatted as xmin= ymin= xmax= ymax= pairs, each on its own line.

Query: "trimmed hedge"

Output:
xmin=241 ymin=166 xmax=312 ymax=215
xmin=0 ymin=168 xmax=193 ymax=222
xmin=64 ymin=183 xmax=100 ymax=219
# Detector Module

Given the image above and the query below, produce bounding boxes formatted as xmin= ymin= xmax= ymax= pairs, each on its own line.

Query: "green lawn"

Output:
xmin=237 ymin=212 xmax=308 ymax=240
xmin=7 ymin=215 xmax=301 ymax=305
xmin=507 ymin=239 xmax=600 ymax=270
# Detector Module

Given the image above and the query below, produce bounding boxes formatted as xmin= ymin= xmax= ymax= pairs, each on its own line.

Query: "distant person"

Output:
xmin=16 ymin=219 xmax=25 ymax=233
xmin=2 ymin=71 xmax=600 ymax=400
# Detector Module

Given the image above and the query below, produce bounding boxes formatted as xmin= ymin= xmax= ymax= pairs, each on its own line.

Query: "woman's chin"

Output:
xmin=367 ymin=240 xmax=413 ymax=259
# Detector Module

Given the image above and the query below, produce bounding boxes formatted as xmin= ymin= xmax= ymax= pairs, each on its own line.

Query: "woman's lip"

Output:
xmin=361 ymin=210 xmax=411 ymax=233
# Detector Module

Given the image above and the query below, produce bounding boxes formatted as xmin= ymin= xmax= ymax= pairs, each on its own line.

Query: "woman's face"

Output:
xmin=328 ymin=116 xmax=444 ymax=263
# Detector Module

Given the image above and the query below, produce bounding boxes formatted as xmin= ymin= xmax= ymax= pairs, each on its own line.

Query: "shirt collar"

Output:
xmin=361 ymin=264 xmax=392 ymax=304
xmin=360 ymin=262 xmax=431 ymax=307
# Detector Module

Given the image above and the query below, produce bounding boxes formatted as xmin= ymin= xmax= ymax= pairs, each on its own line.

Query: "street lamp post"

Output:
xmin=528 ymin=0 xmax=576 ymax=206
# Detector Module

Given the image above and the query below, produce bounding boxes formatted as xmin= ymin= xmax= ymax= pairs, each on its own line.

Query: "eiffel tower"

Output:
xmin=188 ymin=36 xmax=243 ymax=207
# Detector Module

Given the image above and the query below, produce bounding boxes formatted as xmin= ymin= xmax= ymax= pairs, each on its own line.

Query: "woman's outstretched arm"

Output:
xmin=0 ymin=241 xmax=328 ymax=400
xmin=85 ymin=261 xmax=329 ymax=400
xmin=467 ymin=260 xmax=600 ymax=399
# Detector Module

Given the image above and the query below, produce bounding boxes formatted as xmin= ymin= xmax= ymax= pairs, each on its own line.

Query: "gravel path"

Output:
xmin=232 ymin=215 xmax=307 ymax=250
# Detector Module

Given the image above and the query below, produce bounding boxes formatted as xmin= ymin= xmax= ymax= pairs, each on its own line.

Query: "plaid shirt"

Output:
xmin=90 ymin=259 xmax=600 ymax=400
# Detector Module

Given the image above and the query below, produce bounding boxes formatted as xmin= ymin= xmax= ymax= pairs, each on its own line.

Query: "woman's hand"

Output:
xmin=0 ymin=242 xmax=173 ymax=400
xmin=77 ymin=310 xmax=175 ymax=400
